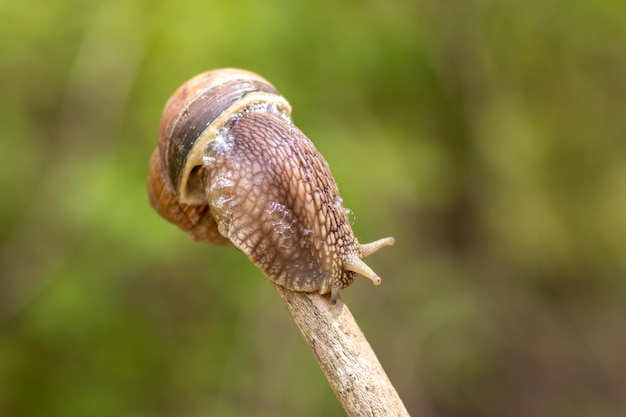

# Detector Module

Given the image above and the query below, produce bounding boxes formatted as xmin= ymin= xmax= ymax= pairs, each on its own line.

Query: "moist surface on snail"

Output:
xmin=202 ymin=107 xmax=359 ymax=294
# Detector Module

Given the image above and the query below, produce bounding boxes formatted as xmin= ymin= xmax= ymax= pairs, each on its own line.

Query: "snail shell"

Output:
xmin=148 ymin=68 xmax=394 ymax=302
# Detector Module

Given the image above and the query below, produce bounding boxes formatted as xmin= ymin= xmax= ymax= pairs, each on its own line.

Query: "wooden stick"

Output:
xmin=273 ymin=284 xmax=410 ymax=417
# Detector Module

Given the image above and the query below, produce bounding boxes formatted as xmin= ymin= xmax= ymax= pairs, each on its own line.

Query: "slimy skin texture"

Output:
xmin=205 ymin=110 xmax=360 ymax=295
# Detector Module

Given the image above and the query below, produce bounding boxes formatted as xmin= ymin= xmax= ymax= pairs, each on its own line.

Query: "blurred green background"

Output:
xmin=1 ymin=0 xmax=625 ymax=416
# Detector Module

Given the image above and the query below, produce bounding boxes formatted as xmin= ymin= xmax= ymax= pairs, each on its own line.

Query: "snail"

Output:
xmin=148 ymin=68 xmax=394 ymax=303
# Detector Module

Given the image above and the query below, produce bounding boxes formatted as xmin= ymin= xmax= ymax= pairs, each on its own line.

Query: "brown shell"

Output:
xmin=158 ymin=69 xmax=287 ymax=204
xmin=148 ymin=148 xmax=229 ymax=244
xmin=148 ymin=69 xmax=286 ymax=244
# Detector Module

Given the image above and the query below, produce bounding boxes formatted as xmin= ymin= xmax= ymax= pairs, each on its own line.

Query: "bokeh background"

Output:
xmin=1 ymin=0 xmax=626 ymax=416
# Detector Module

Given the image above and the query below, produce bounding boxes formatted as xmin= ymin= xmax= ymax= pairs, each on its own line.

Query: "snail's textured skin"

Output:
xmin=205 ymin=110 xmax=360 ymax=294
xmin=148 ymin=68 xmax=393 ymax=301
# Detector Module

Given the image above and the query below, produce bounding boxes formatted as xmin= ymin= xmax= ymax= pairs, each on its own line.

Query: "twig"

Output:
xmin=273 ymin=284 xmax=410 ymax=417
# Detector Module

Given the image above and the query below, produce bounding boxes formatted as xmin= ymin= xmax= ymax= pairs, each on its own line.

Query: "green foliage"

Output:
xmin=1 ymin=0 xmax=626 ymax=416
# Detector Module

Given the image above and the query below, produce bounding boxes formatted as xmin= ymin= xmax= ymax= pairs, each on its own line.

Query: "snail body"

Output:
xmin=148 ymin=68 xmax=394 ymax=303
